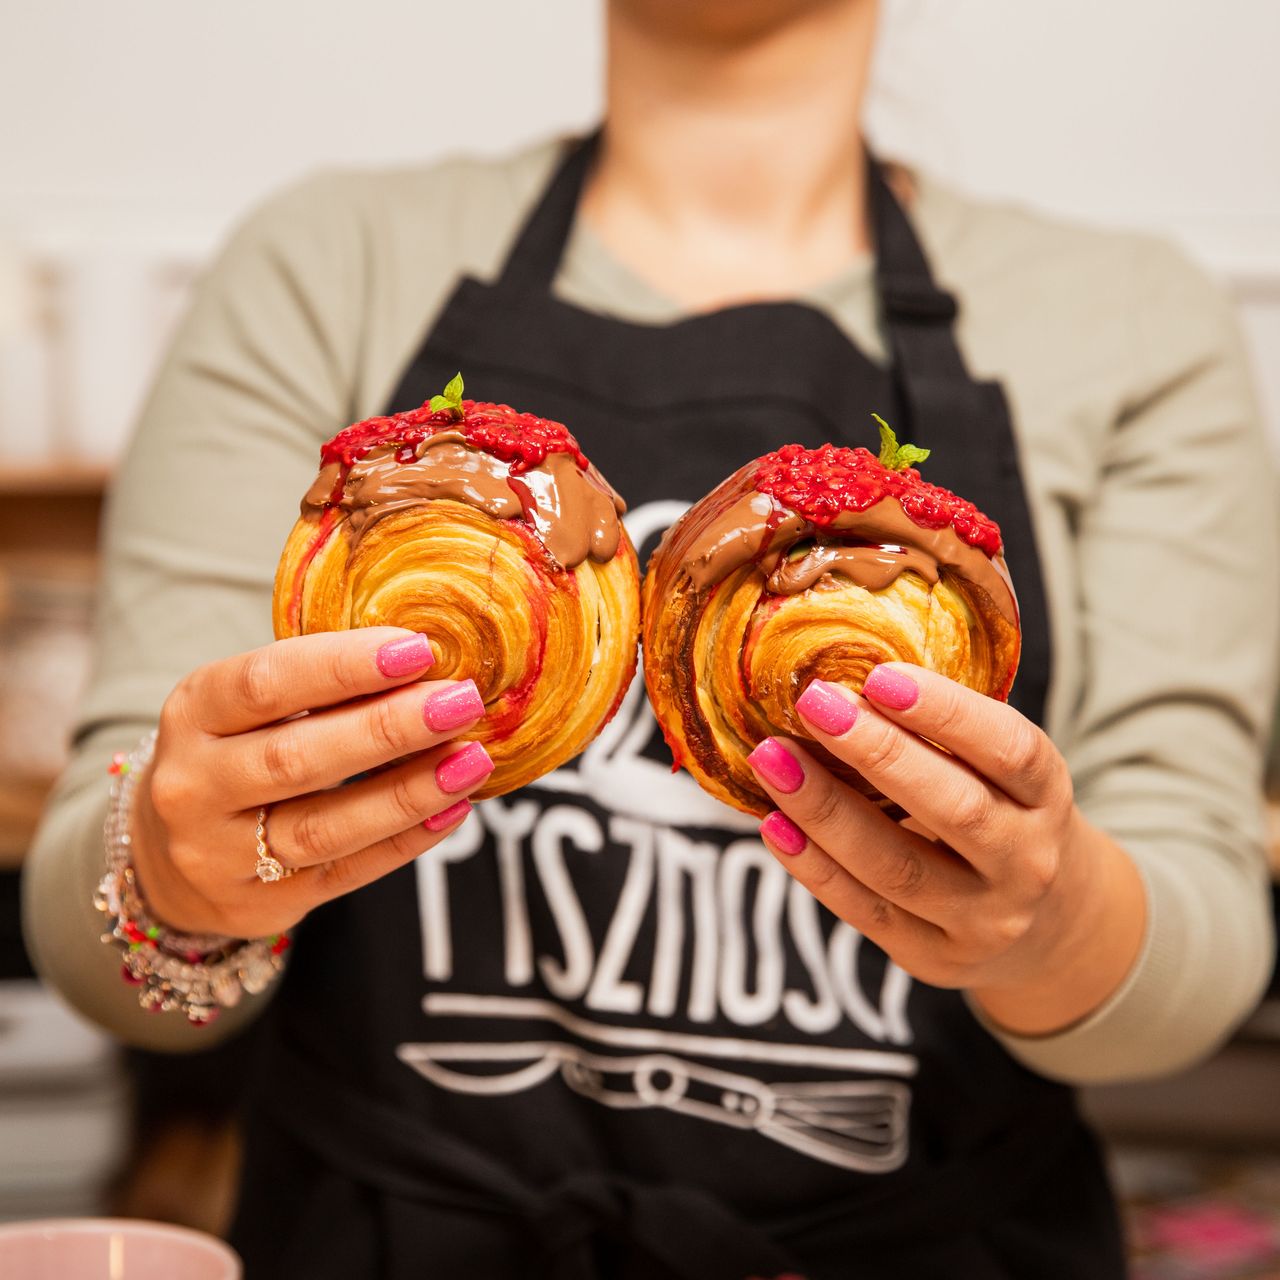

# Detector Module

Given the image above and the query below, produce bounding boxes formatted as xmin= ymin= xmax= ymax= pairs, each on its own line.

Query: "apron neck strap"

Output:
xmin=869 ymin=158 xmax=959 ymax=326
xmin=493 ymin=133 xmax=973 ymax=412
xmin=867 ymin=157 xmax=976 ymax=440
xmin=495 ymin=132 xmax=601 ymax=294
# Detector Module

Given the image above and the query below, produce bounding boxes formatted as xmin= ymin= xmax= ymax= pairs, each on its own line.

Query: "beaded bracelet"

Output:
xmin=94 ymin=729 xmax=290 ymax=1026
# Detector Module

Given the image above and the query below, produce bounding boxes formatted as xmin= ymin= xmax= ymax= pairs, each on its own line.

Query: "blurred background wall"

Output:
xmin=1 ymin=0 xmax=1278 ymax=1271
xmin=1 ymin=0 xmax=1279 ymax=463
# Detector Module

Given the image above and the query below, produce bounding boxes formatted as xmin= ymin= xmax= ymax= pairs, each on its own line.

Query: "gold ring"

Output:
xmin=254 ymin=807 xmax=295 ymax=883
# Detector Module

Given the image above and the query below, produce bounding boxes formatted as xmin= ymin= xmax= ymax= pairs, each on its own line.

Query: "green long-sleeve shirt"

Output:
xmin=23 ymin=138 xmax=1279 ymax=1081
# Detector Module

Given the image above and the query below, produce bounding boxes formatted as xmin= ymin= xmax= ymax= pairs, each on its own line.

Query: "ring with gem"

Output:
xmin=254 ymin=806 xmax=295 ymax=883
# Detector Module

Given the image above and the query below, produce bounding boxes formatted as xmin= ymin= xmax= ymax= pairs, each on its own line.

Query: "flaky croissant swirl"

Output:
xmin=274 ymin=396 xmax=641 ymax=798
xmin=642 ymin=442 xmax=1020 ymax=817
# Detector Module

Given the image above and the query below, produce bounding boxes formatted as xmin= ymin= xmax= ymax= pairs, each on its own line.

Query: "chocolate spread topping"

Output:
xmin=766 ymin=543 xmax=941 ymax=595
xmin=679 ymin=480 xmax=1016 ymax=623
xmin=300 ymin=431 xmax=625 ymax=571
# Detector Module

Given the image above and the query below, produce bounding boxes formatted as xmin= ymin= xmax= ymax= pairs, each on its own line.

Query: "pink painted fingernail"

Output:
xmin=747 ymin=738 xmax=804 ymax=793
xmin=424 ymin=798 xmax=472 ymax=831
xmin=795 ymin=679 xmax=858 ymax=736
xmin=375 ymin=632 xmax=434 ymax=678
xmin=436 ymin=741 xmax=494 ymax=793
xmin=424 ymin=679 xmax=485 ymax=732
xmin=761 ymin=810 xmax=807 ymax=856
xmin=863 ymin=665 xmax=918 ymax=710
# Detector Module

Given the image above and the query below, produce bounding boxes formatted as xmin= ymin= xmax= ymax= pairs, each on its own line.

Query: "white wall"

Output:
xmin=1 ymin=0 xmax=604 ymax=250
xmin=2 ymin=0 xmax=1278 ymax=457
xmin=870 ymin=1 xmax=1280 ymax=275
xmin=864 ymin=1 xmax=1280 ymax=452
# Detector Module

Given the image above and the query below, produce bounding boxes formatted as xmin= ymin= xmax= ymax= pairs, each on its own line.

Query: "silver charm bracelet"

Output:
xmin=94 ymin=729 xmax=291 ymax=1026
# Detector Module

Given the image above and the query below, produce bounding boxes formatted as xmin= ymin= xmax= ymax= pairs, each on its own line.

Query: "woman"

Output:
xmin=24 ymin=1 xmax=1278 ymax=1276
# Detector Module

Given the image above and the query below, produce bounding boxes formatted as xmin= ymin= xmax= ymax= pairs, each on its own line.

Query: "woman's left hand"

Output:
xmin=747 ymin=664 xmax=1147 ymax=1036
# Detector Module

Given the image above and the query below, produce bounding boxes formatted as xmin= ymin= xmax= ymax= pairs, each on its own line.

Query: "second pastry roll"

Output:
xmin=642 ymin=436 xmax=1021 ymax=817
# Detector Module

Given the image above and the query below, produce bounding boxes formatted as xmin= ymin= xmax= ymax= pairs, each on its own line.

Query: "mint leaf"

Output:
xmin=874 ymin=413 xmax=899 ymax=467
xmin=873 ymin=412 xmax=930 ymax=471
xmin=429 ymin=371 xmax=465 ymax=419
xmin=893 ymin=443 xmax=931 ymax=468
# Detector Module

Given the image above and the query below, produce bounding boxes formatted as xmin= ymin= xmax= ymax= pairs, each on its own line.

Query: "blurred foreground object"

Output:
xmin=0 ymin=1217 xmax=240 ymax=1278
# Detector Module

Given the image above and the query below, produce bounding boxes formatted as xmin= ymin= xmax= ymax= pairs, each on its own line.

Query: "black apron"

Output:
xmin=230 ymin=136 xmax=1126 ymax=1280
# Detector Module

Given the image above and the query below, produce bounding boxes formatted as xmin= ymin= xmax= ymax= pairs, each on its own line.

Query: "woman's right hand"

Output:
xmin=129 ymin=627 xmax=490 ymax=940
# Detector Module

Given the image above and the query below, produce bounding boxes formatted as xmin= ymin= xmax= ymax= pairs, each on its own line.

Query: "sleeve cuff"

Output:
xmin=965 ymin=843 xmax=1272 ymax=1084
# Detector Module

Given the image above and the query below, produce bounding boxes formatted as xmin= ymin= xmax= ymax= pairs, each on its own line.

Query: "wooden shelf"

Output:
xmin=0 ymin=461 xmax=111 ymax=496
xmin=0 ymin=455 xmax=108 ymax=868
xmin=0 ymin=463 xmax=110 ymax=554
xmin=0 ymin=775 xmax=56 ymax=870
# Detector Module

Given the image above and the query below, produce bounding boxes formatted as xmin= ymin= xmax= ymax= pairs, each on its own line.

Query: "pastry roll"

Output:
xmin=274 ymin=381 xmax=641 ymax=798
xmin=642 ymin=429 xmax=1020 ymax=817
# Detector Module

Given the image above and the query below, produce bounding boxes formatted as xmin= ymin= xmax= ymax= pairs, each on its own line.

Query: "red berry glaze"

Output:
xmin=754 ymin=443 xmax=1003 ymax=557
xmin=321 ymin=400 xmax=590 ymax=476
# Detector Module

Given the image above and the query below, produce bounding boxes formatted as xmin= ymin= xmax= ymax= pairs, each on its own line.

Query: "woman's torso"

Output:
xmin=226 ymin=137 xmax=1138 ymax=1278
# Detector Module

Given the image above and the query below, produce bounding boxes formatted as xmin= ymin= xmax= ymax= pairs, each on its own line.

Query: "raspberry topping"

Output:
xmin=754 ymin=443 xmax=1003 ymax=557
xmin=321 ymin=400 xmax=590 ymax=475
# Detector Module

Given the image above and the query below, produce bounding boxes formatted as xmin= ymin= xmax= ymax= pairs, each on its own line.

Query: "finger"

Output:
xmin=179 ymin=628 xmax=438 ymax=736
xmin=185 ymin=800 xmax=476 ymax=939
xmin=758 ymin=810 xmax=943 ymax=954
xmin=223 ymin=676 xmax=486 ymax=805
xmin=259 ymin=738 xmax=494 ymax=868
xmin=791 ymin=681 xmax=1021 ymax=870
xmin=856 ymin=664 xmax=1067 ymax=808
xmin=299 ymin=802 xmax=475 ymax=905
xmin=747 ymin=736 xmax=978 ymax=922
xmin=234 ymin=801 xmax=475 ymax=932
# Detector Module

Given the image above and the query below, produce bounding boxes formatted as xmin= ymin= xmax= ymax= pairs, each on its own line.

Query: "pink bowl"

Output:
xmin=0 ymin=1218 xmax=241 ymax=1279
